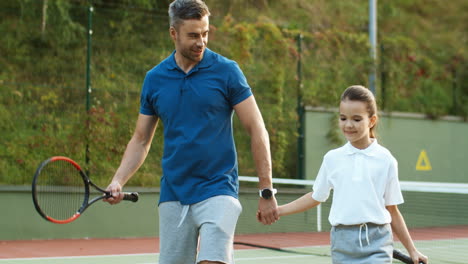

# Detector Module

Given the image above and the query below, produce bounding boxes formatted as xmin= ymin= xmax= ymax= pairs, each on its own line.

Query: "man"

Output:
xmin=104 ymin=0 xmax=279 ymax=263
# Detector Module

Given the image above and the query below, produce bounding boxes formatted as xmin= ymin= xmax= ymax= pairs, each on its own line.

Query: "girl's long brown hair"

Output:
xmin=340 ymin=85 xmax=378 ymax=138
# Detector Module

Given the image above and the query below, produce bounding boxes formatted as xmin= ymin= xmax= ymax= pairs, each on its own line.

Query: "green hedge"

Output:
xmin=1 ymin=0 xmax=467 ymax=186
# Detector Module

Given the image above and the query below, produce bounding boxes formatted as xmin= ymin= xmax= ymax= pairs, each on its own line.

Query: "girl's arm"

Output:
xmin=386 ymin=205 xmax=428 ymax=264
xmin=279 ymin=192 xmax=321 ymax=216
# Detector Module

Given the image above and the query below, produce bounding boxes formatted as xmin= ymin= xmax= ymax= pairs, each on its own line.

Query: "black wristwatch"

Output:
xmin=259 ymin=188 xmax=277 ymax=199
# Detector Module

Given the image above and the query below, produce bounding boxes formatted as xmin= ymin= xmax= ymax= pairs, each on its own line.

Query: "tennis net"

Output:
xmin=235 ymin=176 xmax=468 ymax=263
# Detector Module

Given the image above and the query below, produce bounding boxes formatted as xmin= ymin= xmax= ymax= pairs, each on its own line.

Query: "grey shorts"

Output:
xmin=158 ymin=195 xmax=242 ymax=264
xmin=331 ymin=223 xmax=393 ymax=264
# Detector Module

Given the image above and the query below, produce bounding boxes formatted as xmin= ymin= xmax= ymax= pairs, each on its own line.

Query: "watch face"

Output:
xmin=261 ymin=189 xmax=273 ymax=199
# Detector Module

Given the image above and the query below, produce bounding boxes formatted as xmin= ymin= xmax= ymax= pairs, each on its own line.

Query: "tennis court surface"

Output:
xmin=3 ymin=177 xmax=467 ymax=263
xmin=1 ymin=226 xmax=467 ymax=264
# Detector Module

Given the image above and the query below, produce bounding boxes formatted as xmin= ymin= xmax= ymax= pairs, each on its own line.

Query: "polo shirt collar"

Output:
xmin=345 ymin=139 xmax=378 ymax=156
xmin=166 ymin=48 xmax=215 ymax=72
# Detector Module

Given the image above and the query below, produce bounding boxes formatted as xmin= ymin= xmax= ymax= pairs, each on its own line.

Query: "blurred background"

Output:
xmin=1 ymin=0 xmax=467 ymax=186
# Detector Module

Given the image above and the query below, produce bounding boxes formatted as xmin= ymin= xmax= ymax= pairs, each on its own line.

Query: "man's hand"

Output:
xmin=103 ymin=181 xmax=124 ymax=205
xmin=257 ymin=197 xmax=279 ymax=225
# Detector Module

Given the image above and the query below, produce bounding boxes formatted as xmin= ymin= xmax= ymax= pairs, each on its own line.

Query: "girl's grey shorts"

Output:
xmin=331 ymin=223 xmax=393 ymax=264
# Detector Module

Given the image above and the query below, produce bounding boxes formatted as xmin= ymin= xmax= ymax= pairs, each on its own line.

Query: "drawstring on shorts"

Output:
xmin=359 ymin=223 xmax=370 ymax=248
xmin=177 ymin=205 xmax=190 ymax=228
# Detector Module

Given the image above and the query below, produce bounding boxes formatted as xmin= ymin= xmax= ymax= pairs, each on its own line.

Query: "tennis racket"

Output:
xmin=32 ymin=156 xmax=138 ymax=224
xmin=393 ymin=249 xmax=425 ymax=264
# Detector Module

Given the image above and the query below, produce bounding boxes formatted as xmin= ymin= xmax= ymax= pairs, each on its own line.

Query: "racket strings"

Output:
xmin=35 ymin=160 xmax=86 ymax=221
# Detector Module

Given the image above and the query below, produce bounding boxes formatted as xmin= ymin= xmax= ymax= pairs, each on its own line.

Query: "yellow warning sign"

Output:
xmin=416 ymin=149 xmax=432 ymax=171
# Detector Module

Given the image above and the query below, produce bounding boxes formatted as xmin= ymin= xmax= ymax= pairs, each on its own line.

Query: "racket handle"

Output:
xmin=123 ymin=192 xmax=139 ymax=202
xmin=393 ymin=249 xmax=424 ymax=264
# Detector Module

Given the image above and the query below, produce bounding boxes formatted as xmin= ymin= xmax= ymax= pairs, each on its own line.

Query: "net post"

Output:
xmin=85 ymin=5 xmax=93 ymax=173
xmin=317 ymin=203 xmax=322 ymax=232
xmin=368 ymin=0 xmax=378 ymax=95
xmin=296 ymin=33 xmax=305 ymax=179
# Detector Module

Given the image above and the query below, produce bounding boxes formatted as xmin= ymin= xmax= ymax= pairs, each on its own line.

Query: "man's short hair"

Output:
xmin=168 ymin=0 xmax=211 ymax=29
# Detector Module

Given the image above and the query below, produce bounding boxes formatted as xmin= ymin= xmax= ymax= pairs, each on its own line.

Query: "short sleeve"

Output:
xmin=227 ymin=62 xmax=252 ymax=106
xmin=312 ymin=158 xmax=332 ymax=202
xmin=139 ymin=72 xmax=157 ymax=116
xmin=384 ymin=157 xmax=404 ymax=205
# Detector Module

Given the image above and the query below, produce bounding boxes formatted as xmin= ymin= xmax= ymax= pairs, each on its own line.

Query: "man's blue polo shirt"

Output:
xmin=139 ymin=48 xmax=253 ymax=205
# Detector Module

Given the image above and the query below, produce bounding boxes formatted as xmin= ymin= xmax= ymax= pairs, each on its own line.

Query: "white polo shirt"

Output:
xmin=312 ymin=140 xmax=404 ymax=226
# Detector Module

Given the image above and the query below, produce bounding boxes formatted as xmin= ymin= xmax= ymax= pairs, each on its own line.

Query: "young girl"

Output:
xmin=277 ymin=85 xmax=428 ymax=263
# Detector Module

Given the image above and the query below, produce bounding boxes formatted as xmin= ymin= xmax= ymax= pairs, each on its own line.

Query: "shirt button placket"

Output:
xmin=353 ymin=154 xmax=363 ymax=181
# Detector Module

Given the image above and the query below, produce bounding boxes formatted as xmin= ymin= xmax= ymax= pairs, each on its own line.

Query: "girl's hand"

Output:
xmin=410 ymin=249 xmax=428 ymax=264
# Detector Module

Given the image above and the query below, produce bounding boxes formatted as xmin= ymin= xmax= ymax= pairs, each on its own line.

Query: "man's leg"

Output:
xmin=194 ymin=196 xmax=242 ymax=264
xmin=159 ymin=201 xmax=198 ymax=264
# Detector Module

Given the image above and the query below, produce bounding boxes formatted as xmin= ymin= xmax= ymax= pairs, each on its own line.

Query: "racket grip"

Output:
xmin=393 ymin=249 xmax=424 ymax=264
xmin=123 ymin=192 xmax=139 ymax=202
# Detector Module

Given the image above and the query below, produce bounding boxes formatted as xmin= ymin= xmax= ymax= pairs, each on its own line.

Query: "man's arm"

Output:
xmin=234 ymin=95 xmax=279 ymax=225
xmin=105 ymin=113 xmax=159 ymax=204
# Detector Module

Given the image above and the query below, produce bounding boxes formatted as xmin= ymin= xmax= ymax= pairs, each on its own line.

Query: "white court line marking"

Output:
xmin=1 ymin=239 xmax=466 ymax=263
xmin=0 ymin=244 xmax=329 ymax=262
xmin=236 ymin=254 xmax=321 ymax=261
xmin=0 ymin=253 xmax=157 ymax=262
xmin=0 ymin=254 xmax=317 ymax=263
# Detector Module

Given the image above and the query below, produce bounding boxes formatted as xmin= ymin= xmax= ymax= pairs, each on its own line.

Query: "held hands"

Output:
xmin=256 ymin=197 xmax=280 ymax=225
xmin=103 ymin=181 xmax=125 ymax=205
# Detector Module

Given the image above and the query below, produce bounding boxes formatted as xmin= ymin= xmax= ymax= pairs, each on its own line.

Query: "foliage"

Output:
xmin=0 ymin=0 xmax=467 ymax=185
xmin=213 ymin=15 xmax=298 ymax=177
xmin=325 ymin=113 xmax=344 ymax=148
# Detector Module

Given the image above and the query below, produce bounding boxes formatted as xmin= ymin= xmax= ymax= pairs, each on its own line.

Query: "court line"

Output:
xmin=236 ymin=254 xmax=323 ymax=261
xmin=0 ymin=253 xmax=317 ymax=262
xmin=0 ymin=253 xmax=156 ymax=262
xmin=1 ymin=240 xmax=466 ymax=263
xmin=0 ymin=254 xmax=317 ymax=264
